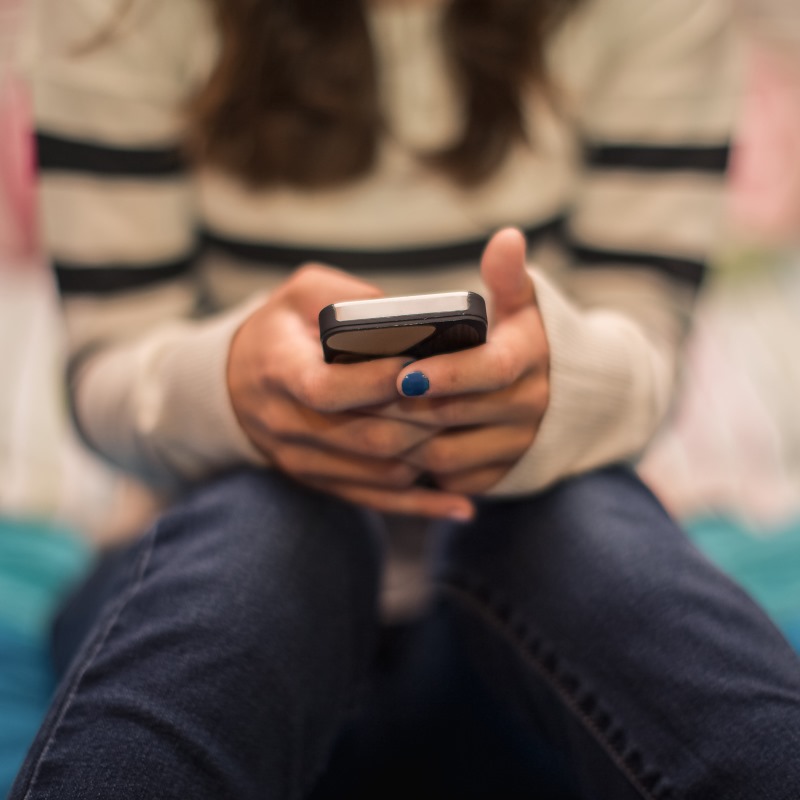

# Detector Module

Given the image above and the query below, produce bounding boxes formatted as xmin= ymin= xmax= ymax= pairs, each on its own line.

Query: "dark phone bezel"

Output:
xmin=319 ymin=291 xmax=487 ymax=364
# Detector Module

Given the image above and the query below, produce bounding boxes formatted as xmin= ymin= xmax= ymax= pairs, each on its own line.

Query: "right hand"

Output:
xmin=226 ymin=264 xmax=475 ymax=520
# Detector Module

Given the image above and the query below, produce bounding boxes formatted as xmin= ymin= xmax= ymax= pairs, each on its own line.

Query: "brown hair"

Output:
xmin=186 ymin=0 xmax=582 ymax=188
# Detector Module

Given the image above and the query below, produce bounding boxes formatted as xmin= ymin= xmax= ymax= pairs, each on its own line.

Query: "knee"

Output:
xmin=435 ymin=466 xmax=693 ymax=632
xmin=142 ymin=468 xmax=382 ymax=654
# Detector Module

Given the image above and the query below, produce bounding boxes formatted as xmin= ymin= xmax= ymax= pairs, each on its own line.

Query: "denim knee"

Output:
xmin=29 ymin=468 xmax=385 ymax=800
xmin=433 ymin=466 xmax=688 ymax=631
xmin=430 ymin=466 xmax=800 ymax=800
xmin=146 ymin=468 xmax=384 ymax=668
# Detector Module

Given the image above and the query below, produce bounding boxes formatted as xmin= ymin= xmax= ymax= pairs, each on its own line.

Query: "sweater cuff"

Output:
xmin=488 ymin=269 xmax=660 ymax=497
xmin=153 ymin=301 xmax=268 ymax=479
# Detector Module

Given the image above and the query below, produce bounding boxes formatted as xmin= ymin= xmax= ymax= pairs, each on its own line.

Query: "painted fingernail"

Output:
xmin=401 ymin=371 xmax=429 ymax=397
xmin=402 ymin=360 xmax=416 ymax=368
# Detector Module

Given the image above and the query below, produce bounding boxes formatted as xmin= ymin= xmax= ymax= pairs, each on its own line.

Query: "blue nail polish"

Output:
xmin=401 ymin=371 xmax=429 ymax=397
xmin=402 ymin=359 xmax=416 ymax=368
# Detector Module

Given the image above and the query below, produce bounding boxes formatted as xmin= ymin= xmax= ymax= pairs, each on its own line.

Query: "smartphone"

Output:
xmin=319 ymin=290 xmax=487 ymax=364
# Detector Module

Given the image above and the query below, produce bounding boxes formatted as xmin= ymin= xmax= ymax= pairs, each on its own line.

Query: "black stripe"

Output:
xmin=53 ymin=217 xmax=564 ymax=295
xmin=568 ymin=242 xmax=706 ymax=287
xmin=54 ymin=254 xmax=194 ymax=295
xmin=202 ymin=217 xmax=565 ymax=271
xmin=36 ymin=132 xmax=186 ymax=178
xmin=585 ymin=143 xmax=730 ymax=174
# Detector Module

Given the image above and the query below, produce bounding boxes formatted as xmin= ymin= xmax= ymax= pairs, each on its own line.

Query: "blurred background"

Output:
xmin=1 ymin=0 xmax=800 ymax=793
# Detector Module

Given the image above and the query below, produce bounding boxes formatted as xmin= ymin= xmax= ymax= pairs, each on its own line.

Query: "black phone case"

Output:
xmin=319 ymin=292 xmax=487 ymax=364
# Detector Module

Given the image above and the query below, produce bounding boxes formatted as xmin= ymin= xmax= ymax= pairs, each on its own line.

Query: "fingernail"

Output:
xmin=447 ymin=506 xmax=474 ymax=522
xmin=401 ymin=371 xmax=429 ymax=397
xmin=402 ymin=359 xmax=416 ymax=368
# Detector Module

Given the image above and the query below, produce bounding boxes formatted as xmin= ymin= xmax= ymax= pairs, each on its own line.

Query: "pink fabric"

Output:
xmin=728 ymin=47 xmax=800 ymax=244
xmin=0 ymin=0 xmax=37 ymax=262
xmin=0 ymin=71 xmax=37 ymax=259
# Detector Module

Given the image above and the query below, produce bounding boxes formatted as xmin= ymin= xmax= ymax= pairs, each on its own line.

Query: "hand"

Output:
xmin=227 ymin=264 xmax=475 ymax=519
xmin=366 ymin=228 xmax=550 ymax=494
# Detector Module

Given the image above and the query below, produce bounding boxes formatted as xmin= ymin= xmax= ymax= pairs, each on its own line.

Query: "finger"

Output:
xmin=480 ymin=227 xmax=536 ymax=320
xmin=405 ymin=423 xmax=536 ymax=476
xmin=271 ymin=440 xmax=420 ymax=489
xmin=364 ymin=377 xmax=547 ymax=428
xmin=396 ymin=307 xmax=545 ymax=398
xmin=268 ymin=310 xmax=409 ymax=412
xmin=436 ymin=464 xmax=513 ymax=495
xmin=267 ymin=393 xmax=438 ymax=458
xmin=303 ymin=479 xmax=476 ymax=521
xmin=292 ymin=353 xmax=412 ymax=412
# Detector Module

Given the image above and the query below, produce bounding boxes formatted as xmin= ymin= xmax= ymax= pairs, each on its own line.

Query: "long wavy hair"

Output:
xmin=184 ymin=0 xmax=581 ymax=188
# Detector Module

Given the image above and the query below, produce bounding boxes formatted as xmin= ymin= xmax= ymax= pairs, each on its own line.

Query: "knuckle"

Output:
xmin=356 ymin=424 xmax=384 ymax=456
xmin=272 ymin=445 xmax=302 ymax=475
xmin=292 ymin=375 xmax=316 ymax=409
xmin=422 ymin=439 xmax=455 ymax=474
xmin=264 ymin=412 xmax=293 ymax=440
xmin=440 ymin=473 xmax=477 ymax=495
xmin=396 ymin=465 xmax=421 ymax=489
xmin=492 ymin=345 xmax=520 ymax=387
xmin=360 ymin=425 xmax=402 ymax=459
xmin=294 ymin=262 xmax=329 ymax=284
xmin=295 ymin=372 xmax=333 ymax=413
xmin=260 ymin=355 xmax=294 ymax=395
xmin=260 ymin=398 xmax=299 ymax=440
xmin=281 ymin=264 xmax=322 ymax=302
xmin=381 ymin=461 xmax=417 ymax=489
xmin=432 ymin=399 xmax=462 ymax=428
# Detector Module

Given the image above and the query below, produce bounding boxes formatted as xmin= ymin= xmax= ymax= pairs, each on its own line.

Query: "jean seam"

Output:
xmin=437 ymin=575 xmax=673 ymax=800
xmin=19 ymin=528 xmax=157 ymax=800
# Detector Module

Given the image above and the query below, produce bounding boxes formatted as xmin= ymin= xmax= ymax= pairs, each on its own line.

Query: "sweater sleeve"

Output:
xmin=489 ymin=0 xmax=741 ymax=496
xmin=30 ymin=0 xmax=264 ymax=491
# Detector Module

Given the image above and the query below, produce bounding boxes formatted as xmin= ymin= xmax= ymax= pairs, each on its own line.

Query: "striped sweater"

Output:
xmin=28 ymin=0 xmax=738 ymax=505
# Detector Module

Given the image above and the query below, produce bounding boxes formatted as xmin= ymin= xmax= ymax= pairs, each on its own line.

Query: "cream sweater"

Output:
xmin=28 ymin=0 xmax=738 ymax=605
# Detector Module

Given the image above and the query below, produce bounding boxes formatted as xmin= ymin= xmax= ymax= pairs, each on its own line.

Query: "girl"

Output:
xmin=13 ymin=0 xmax=800 ymax=797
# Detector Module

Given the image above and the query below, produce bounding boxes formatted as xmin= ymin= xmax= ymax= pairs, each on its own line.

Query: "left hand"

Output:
xmin=365 ymin=227 xmax=551 ymax=495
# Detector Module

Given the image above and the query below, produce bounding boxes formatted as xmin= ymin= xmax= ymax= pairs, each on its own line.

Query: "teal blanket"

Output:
xmin=0 ymin=520 xmax=90 ymax=797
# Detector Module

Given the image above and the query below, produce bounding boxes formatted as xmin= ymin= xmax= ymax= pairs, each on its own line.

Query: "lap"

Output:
xmin=31 ymin=465 xmax=800 ymax=800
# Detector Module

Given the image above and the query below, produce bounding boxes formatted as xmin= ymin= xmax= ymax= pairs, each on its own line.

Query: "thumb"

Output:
xmin=480 ymin=227 xmax=536 ymax=320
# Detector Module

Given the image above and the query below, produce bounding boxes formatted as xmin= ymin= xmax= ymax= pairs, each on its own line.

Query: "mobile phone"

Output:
xmin=319 ymin=290 xmax=487 ymax=364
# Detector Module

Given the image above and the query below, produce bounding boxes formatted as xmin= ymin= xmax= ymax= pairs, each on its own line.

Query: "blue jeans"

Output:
xmin=9 ymin=466 xmax=800 ymax=799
